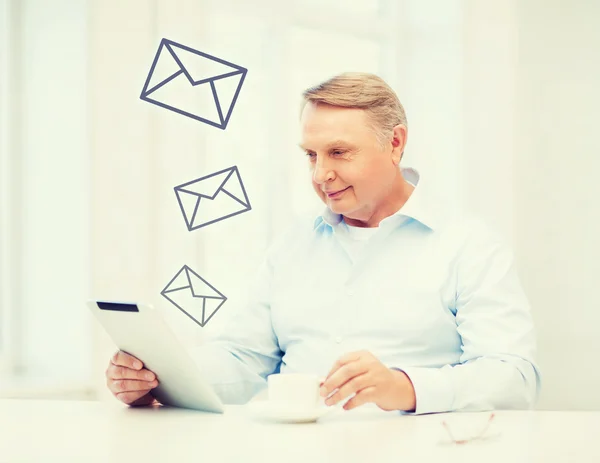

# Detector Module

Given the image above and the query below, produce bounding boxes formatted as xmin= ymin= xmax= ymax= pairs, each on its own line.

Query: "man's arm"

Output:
xmin=396 ymin=219 xmax=542 ymax=414
xmin=190 ymin=250 xmax=284 ymax=405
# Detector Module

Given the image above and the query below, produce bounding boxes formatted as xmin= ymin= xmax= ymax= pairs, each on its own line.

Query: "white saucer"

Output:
xmin=245 ymin=401 xmax=334 ymax=423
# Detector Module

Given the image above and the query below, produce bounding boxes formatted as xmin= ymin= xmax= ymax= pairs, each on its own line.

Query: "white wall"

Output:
xmin=461 ymin=0 xmax=600 ymax=410
xmin=462 ymin=1 xmax=518 ymax=244
xmin=513 ymin=0 xmax=600 ymax=410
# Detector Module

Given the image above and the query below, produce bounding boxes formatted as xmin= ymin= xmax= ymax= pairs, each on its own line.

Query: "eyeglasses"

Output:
xmin=441 ymin=412 xmax=497 ymax=445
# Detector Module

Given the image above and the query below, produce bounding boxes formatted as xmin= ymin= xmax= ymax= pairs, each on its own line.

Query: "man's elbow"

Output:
xmin=498 ymin=360 xmax=541 ymax=410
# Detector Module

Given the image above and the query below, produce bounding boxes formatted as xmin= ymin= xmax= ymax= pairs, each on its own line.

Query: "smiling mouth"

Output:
xmin=326 ymin=187 xmax=350 ymax=198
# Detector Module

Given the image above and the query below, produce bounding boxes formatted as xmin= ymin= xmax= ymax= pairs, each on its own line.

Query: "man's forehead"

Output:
xmin=299 ymin=104 xmax=372 ymax=147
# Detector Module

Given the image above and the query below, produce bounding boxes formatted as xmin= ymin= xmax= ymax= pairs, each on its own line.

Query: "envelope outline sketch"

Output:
xmin=174 ymin=166 xmax=251 ymax=231
xmin=161 ymin=265 xmax=227 ymax=327
xmin=140 ymin=38 xmax=247 ymax=130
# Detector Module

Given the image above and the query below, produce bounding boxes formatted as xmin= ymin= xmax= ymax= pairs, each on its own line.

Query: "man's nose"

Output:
xmin=312 ymin=157 xmax=333 ymax=184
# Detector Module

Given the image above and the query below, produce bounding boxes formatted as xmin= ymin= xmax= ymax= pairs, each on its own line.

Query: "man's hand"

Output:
xmin=320 ymin=350 xmax=416 ymax=412
xmin=105 ymin=351 xmax=160 ymax=406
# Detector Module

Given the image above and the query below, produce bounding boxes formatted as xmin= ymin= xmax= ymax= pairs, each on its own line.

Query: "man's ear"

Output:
xmin=390 ymin=124 xmax=407 ymax=165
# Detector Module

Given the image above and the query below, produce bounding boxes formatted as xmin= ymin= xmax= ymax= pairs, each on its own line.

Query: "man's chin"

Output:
xmin=327 ymin=200 xmax=353 ymax=215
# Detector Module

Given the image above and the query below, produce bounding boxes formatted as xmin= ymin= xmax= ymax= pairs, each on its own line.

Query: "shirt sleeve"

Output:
xmin=189 ymin=248 xmax=284 ymax=405
xmin=395 ymin=219 xmax=542 ymax=415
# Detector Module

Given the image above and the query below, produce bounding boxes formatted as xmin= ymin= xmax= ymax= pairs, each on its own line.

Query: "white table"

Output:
xmin=1 ymin=399 xmax=599 ymax=462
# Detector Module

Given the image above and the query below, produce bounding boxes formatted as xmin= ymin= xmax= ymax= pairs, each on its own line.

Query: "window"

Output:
xmin=0 ymin=0 xmax=92 ymax=396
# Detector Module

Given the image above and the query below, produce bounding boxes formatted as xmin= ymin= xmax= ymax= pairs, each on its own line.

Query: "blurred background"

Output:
xmin=0 ymin=0 xmax=598 ymax=409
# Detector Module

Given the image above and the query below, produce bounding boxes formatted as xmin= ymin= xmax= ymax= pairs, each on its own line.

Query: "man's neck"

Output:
xmin=343 ymin=175 xmax=415 ymax=228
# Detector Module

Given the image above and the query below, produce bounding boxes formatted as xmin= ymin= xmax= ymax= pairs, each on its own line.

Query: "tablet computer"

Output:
xmin=87 ymin=300 xmax=224 ymax=413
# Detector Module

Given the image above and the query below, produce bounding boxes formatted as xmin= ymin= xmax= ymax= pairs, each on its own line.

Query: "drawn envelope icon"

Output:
xmin=175 ymin=166 xmax=251 ymax=231
xmin=161 ymin=265 xmax=227 ymax=327
xmin=140 ymin=38 xmax=247 ymax=130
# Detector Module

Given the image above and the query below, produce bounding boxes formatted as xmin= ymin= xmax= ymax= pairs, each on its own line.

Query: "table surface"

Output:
xmin=1 ymin=399 xmax=599 ymax=463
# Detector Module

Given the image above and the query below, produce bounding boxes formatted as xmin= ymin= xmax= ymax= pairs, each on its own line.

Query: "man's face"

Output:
xmin=299 ymin=102 xmax=399 ymax=219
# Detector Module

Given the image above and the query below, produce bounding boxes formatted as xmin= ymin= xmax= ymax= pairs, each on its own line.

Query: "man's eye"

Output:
xmin=305 ymin=152 xmax=316 ymax=158
xmin=331 ymin=150 xmax=345 ymax=156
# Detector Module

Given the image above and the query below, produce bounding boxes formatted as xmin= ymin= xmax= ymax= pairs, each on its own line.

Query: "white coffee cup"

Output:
xmin=267 ymin=373 xmax=323 ymax=410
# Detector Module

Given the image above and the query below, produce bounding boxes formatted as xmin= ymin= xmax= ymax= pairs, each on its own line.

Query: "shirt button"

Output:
xmin=335 ymin=336 xmax=343 ymax=344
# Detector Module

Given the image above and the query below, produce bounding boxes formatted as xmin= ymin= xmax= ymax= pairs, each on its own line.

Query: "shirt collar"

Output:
xmin=313 ymin=166 xmax=438 ymax=231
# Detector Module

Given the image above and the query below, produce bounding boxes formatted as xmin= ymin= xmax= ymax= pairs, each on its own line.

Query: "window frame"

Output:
xmin=0 ymin=0 xmax=21 ymax=375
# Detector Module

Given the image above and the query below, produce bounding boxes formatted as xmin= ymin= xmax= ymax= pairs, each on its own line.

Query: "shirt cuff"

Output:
xmin=392 ymin=366 xmax=455 ymax=415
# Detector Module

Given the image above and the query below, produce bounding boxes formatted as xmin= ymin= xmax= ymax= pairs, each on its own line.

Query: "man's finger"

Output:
xmin=112 ymin=379 xmax=158 ymax=393
xmin=324 ymin=351 xmax=363 ymax=381
xmin=116 ymin=390 xmax=152 ymax=405
xmin=107 ymin=365 xmax=156 ymax=382
xmin=342 ymin=386 xmax=376 ymax=411
xmin=322 ymin=359 xmax=368 ymax=396
xmin=325 ymin=372 xmax=370 ymax=406
xmin=111 ymin=351 xmax=143 ymax=370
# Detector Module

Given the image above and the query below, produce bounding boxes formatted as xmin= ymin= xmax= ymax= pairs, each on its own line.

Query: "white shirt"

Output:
xmin=191 ymin=167 xmax=541 ymax=414
xmin=336 ymin=221 xmax=379 ymax=262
